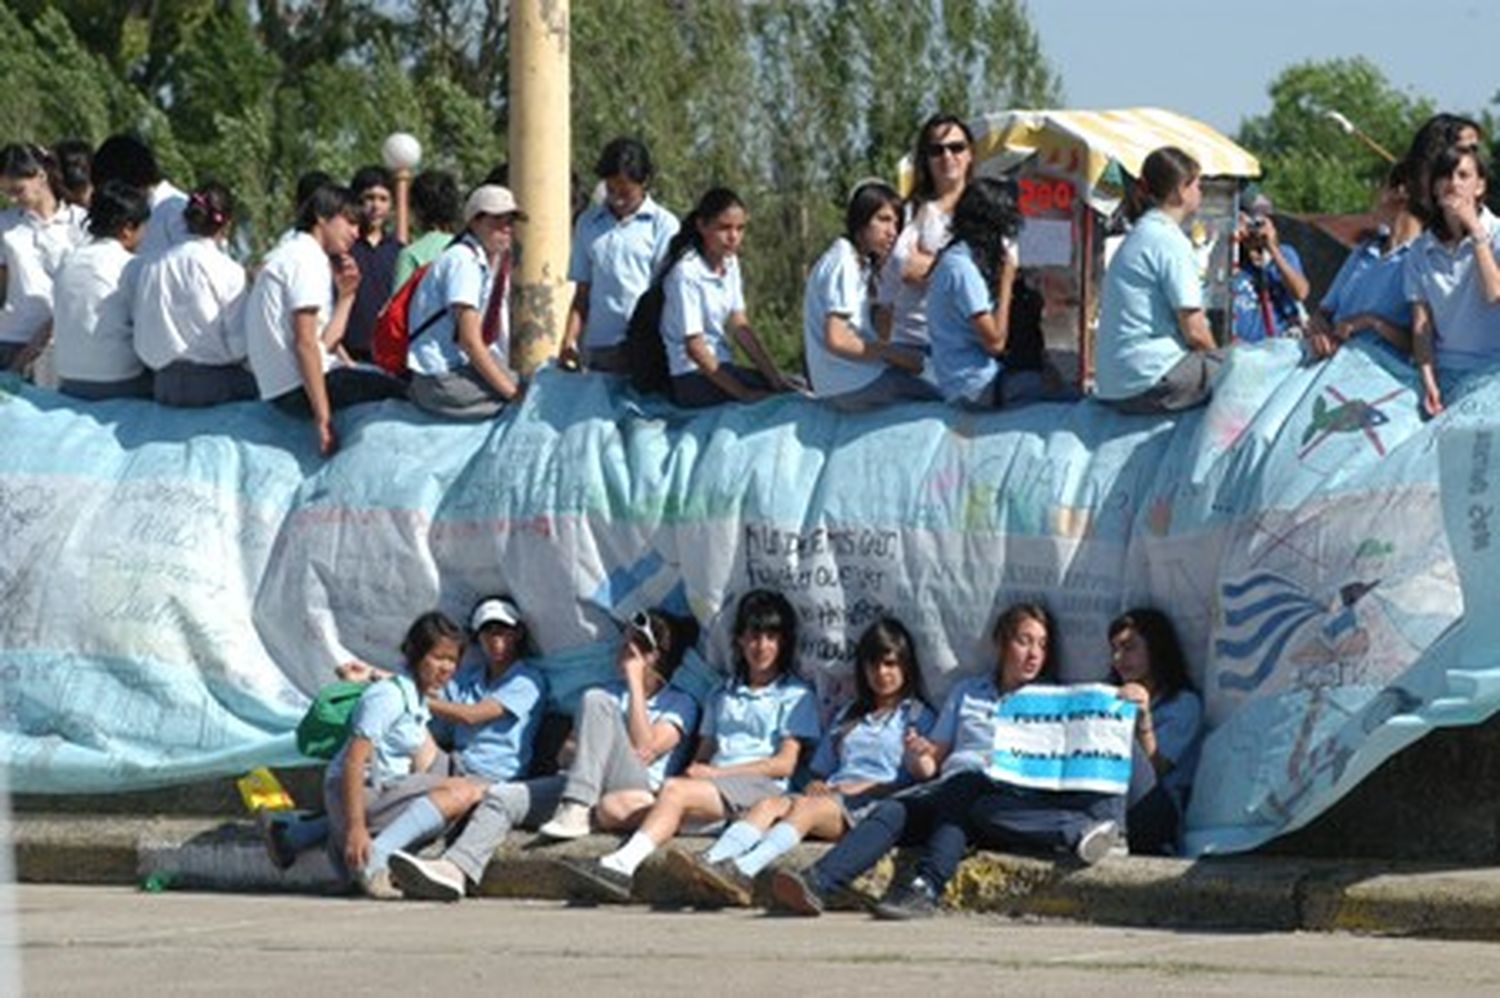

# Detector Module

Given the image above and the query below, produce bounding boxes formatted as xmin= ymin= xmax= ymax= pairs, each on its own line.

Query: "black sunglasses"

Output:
xmin=927 ymin=140 xmax=969 ymax=158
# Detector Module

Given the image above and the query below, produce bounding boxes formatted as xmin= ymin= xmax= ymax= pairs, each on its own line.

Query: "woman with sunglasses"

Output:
xmin=875 ymin=114 xmax=976 ymax=371
xmin=388 ymin=609 xmax=700 ymax=901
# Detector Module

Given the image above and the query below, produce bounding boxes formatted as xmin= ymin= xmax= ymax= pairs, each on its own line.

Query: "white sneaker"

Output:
xmin=538 ymin=801 xmax=592 ymax=840
xmin=388 ymin=850 xmax=466 ymax=902
xmin=1075 ymin=820 xmax=1119 ymax=866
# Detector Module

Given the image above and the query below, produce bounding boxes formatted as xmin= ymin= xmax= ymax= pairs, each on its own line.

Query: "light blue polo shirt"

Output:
xmin=599 ymin=678 xmax=701 ymax=790
xmin=660 ymin=249 xmax=744 ymax=377
xmin=810 ymin=697 xmax=934 ymax=787
xmin=1147 ymin=688 xmax=1203 ymax=813
xmin=703 ymin=674 xmax=821 ymax=789
xmin=1095 ymin=209 xmax=1202 ymax=400
xmin=568 ymin=196 xmax=679 ymax=349
xmin=803 ymin=237 xmax=882 ymax=398
xmin=927 ymin=243 xmax=1000 ymax=404
xmin=1320 ymin=235 xmax=1414 ymax=337
xmin=433 ymin=659 xmax=547 ymax=783
xmin=929 ymin=675 xmax=1004 ymax=776
xmin=326 ymin=675 xmax=429 ymax=790
xmin=407 ymin=233 xmax=512 ymax=377
xmin=1403 ymin=209 xmax=1500 ymax=371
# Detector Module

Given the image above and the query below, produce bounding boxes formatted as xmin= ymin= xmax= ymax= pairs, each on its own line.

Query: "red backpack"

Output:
xmin=371 ymin=263 xmax=444 ymax=376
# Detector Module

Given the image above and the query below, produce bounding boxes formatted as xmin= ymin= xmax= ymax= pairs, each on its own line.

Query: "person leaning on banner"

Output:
xmin=404 ymin=184 xmax=525 ymax=419
xmin=1305 ymin=161 xmax=1421 ymax=362
xmin=1230 ymin=192 xmax=1310 ymax=343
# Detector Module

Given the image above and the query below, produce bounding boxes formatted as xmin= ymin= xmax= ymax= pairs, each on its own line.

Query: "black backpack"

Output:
xmin=625 ymin=279 xmax=671 ymax=395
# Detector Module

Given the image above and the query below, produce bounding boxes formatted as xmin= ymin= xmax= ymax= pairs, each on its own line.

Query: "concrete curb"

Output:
xmin=9 ymin=814 xmax=1500 ymax=939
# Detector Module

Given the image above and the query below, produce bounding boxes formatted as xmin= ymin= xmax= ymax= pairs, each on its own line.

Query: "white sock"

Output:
xmin=600 ymin=831 xmax=657 ymax=877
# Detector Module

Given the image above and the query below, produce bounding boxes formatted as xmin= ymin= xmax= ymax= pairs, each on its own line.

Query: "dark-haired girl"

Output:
xmin=322 ymin=610 xmax=485 ymax=899
xmin=804 ymin=181 xmax=939 ymax=410
xmin=1106 ymin=608 xmax=1203 ymax=855
xmin=560 ymin=589 xmax=819 ymax=899
xmin=390 ymin=608 xmax=701 ymax=902
xmin=51 ymin=181 xmax=152 ymax=400
xmin=561 ymin=137 xmax=680 ymax=373
xmin=877 ymin=114 xmax=975 ymax=365
xmin=1095 ymin=146 xmax=1221 ymax=414
xmin=1407 ymin=145 xmax=1500 ymax=417
xmin=244 ymin=184 xmax=405 ymax=454
xmin=1403 ymin=114 xmax=1484 ymax=230
xmin=678 ymin=617 xmax=934 ymax=906
xmin=132 ymin=181 xmax=257 ymax=407
xmin=0 ymin=143 xmax=87 ymax=374
xmin=660 ymin=188 xmax=792 ymax=407
xmin=927 ymin=177 xmax=1061 ymax=408
xmin=770 ymin=602 xmax=1120 ymax=919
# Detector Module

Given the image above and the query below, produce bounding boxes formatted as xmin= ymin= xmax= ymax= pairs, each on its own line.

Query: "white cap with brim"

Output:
xmin=470 ymin=596 xmax=523 ymax=632
xmin=465 ymin=184 xmax=525 ymax=223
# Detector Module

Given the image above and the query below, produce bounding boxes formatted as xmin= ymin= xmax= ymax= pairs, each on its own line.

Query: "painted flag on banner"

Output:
xmin=988 ymin=684 xmax=1138 ymax=794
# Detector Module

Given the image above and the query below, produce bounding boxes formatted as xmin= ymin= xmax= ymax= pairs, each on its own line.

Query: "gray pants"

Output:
xmin=323 ymin=770 xmax=451 ymax=876
xmin=824 ymin=367 xmax=941 ymax=411
xmin=445 ymin=775 xmax=564 ymax=883
xmin=153 ymin=360 xmax=257 ymax=408
xmin=1102 ymin=349 xmax=1224 ymax=415
xmin=409 ymin=366 xmax=510 ymax=419
xmin=59 ymin=371 xmax=154 ymax=401
xmin=561 ymin=688 xmax=655 ymax=806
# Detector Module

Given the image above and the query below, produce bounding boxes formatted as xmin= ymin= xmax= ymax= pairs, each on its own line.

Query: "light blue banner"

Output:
xmin=0 ymin=337 xmax=1492 ymax=856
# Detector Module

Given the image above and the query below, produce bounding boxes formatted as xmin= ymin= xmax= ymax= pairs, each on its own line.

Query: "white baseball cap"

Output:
xmin=470 ymin=596 xmax=523 ymax=632
xmin=464 ymin=184 xmax=525 ymax=223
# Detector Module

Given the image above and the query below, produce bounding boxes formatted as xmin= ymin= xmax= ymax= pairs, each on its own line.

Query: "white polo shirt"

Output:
xmin=803 ymin=237 xmax=883 ymax=397
xmin=0 ymin=203 xmax=88 ymax=344
xmin=51 ymin=238 xmax=145 ymax=383
xmin=137 ymin=180 xmax=190 ymax=259
xmin=133 ymin=236 xmax=248 ymax=369
xmin=244 ymin=231 xmax=334 ymax=399
xmin=407 ymin=233 xmax=514 ymax=378
xmin=660 ymin=249 xmax=744 ymax=377
xmin=567 ymin=196 xmax=679 ymax=349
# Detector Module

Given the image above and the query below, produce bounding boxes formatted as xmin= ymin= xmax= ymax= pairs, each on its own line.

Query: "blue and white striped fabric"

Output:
xmin=988 ymin=684 xmax=1137 ymax=794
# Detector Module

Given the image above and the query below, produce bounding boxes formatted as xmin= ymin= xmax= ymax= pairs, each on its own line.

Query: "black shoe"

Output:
xmin=666 ymin=850 xmax=755 ymax=907
xmin=872 ymin=876 xmax=939 ymax=921
xmin=256 ymin=810 xmax=298 ymax=871
xmin=554 ymin=856 xmax=634 ymax=904
xmin=767 ymin=867 xmax=825 ymax=917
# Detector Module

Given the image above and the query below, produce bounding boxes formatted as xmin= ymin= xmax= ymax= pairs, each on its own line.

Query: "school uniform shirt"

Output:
xmin=244 ymin=231 xmax=335 ymax=399
xmin=598 ymin=678 xmax=701 ymax=790
xmin=51 ymin=238 xmax=145 ymax=383
xmin=927 ymin=242 xmax=999 ymax=403
xmin=393 ymin=231 xmax=453 ymax=292
xmin=431 ymin=660 xmax=547 ymax=783
xmin=877 ymin=201 xmax=951 ymax=348
xmin=803 ymin=237 xmax=883 ymax=398
xmin=1147 ymin=688 xmax=1203 ymax=814
xmin=137 ymin=180 xmax=189 ymax=259
xmin=326 ymin=675 xmax=430 ymax=791
xmin=929 ymin=675 xmax=1005 ymax=776
xmin=0 ymin=202 xmax=88 ymax=345
xmin=809 ymin=697 xmax=935 ymax=788
xmin=702 ymin=674 xmax=821 ymax=790
xmin=660 ymin=249 xmax=744 ymax=377
xmin=568 ymin=196 xmax=679 ymax=350
xmin=406 ymin=233 xmax=514 ymax=379
xmin=132 ymin=236 xmax=248 ymax=369
xmin=1094 ymin=209 xmax=1202 ymax=400
xmin=346 ymin=235 xmax=403 ymax=358
xmin=1320 ymin=233 xmax=1415 ymax=338
xmin=1403 ymin=209 xmax=1500 ymax=372
xmin=1230 ymin=244 xmax=1305 ymax=342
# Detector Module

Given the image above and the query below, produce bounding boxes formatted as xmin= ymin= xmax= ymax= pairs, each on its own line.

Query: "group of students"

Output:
xmin=1095 ymin=113 xmax=1497 ymax=416
xmin=275 ymin=589 xmax=1201 ymax=919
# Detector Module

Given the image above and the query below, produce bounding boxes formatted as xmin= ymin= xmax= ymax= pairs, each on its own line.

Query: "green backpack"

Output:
xmin=294 ymin=680 xmax=374 ymax=760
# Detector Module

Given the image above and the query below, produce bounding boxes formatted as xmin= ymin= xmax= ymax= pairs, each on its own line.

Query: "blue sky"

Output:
xmin=1027 ymin=1 xmax=1498 ymax=135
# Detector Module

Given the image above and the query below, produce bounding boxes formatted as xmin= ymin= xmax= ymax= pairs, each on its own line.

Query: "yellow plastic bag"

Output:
xmin=236 ymin=767 xmax=294 ymax=813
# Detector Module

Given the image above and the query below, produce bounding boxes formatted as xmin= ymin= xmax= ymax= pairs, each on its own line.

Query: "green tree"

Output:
xmin=1237 ymin=58 xmax=1436 ymax=213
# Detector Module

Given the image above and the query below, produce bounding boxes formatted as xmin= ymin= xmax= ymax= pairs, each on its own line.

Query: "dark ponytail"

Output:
xmin=86 ymin=180 xmax=150 ymax=240
xmin=1126 ymin=146 xmax=1201 ymax=223
xmin=660 ymin=186 xmax=745 ymax=279
xmin=940 ymin=176 xmax=1022 ymax=291
xmin=183 ymin=181 xmax=235 ymax=237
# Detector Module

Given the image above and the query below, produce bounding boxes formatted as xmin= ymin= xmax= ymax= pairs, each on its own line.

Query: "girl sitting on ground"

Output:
xmin=321 ymin=611 xmax=484 ymax=899
xmin=558 ymin=589 xmax=820 ymax=901
xmin=675 ymin=616 xmax=934 ymax=906
xmin=1106 ymin=608 xmax=1203 ymax=855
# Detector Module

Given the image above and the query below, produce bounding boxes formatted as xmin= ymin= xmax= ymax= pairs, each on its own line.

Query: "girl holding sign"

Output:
xmin=1108 ymin=608 xmax=1203 ymax=855
xmin=769 ymin=603 xmax=1121 ymax=919
xmin=671 ymin=616 xmax=935 ymax=906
